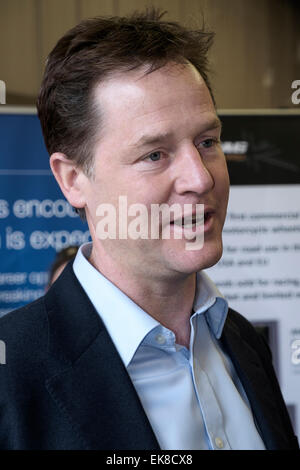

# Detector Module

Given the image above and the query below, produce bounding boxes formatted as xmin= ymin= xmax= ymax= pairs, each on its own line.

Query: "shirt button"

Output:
xmin=215 ymin=437 xmax=224 ymax=449
xmin=155 ymin=334 xmax=166 ymax=345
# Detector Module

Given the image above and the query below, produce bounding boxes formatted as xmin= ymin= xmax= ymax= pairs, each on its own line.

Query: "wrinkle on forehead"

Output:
xmin=92 ymin=61 xmax=215 ymax=148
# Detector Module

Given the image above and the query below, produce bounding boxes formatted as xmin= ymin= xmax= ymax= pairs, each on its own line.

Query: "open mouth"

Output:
xmin=204 ymin=211 xmax=213 ymax=223
xmin=170 ymin=211 xmax=212 ymax=228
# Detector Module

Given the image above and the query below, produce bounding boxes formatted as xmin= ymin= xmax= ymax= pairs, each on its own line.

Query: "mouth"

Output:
xmin=170 ymin=210 xmax=213 ymax=228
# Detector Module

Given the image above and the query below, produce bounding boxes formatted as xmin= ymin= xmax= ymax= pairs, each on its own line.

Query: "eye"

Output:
xmin=145 ymin=151 xmax=162 ymax=162
xmin=200 ymin=138 xmax=218 ymax=149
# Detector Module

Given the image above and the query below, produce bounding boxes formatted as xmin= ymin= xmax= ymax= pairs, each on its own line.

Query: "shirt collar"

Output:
xmin=73 ymin=243 xmax=159 ymax=367
xmin=73 ymin=243 xmax=228 ymax=367
xmin=193 ymin=271 xmax=228 ymax=339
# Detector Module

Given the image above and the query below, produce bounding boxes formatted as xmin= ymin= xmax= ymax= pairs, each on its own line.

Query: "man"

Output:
xmin=0 ymin=10 xmax=298 ymax=450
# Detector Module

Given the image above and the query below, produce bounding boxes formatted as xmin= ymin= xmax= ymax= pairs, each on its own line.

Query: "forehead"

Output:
xmin=92 ymin=62 xmax=216 ymax=142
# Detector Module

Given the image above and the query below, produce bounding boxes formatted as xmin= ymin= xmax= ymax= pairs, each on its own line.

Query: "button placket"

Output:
xmin=191 ymin=357 xmax=229 ymax=450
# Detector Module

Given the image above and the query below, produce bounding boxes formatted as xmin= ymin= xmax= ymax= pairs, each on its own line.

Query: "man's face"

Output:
xmin=81 ymin=62 xmax=230 ymax=280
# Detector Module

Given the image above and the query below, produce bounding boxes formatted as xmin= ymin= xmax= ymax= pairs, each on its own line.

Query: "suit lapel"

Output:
xmin=221 ymin=311 xmax=290 ymax=450
xmin=43 ymin=264 xmax=293 ymax=450
xmin=44 ymin=263 xmax=160 ymax=450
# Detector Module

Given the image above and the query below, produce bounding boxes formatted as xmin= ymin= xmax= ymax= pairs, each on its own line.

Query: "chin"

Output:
xmin=169 ymin=240 xmax=224 ymax=275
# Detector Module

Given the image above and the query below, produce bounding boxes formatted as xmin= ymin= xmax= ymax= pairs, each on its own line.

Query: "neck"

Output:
xmin=89 ymin=245 xmax=197 ymax=349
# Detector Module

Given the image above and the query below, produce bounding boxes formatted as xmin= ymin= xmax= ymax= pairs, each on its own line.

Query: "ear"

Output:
xmin=50 ymin=153 xmax=87 ymax=209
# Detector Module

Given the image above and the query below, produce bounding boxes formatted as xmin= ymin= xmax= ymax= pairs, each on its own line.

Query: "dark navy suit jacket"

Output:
xmin=0 ymin=262 xmax=298 ymax=450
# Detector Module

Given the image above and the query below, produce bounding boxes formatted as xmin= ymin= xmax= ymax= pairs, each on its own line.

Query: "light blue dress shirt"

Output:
xmin=73 ymin=243 xmax=265 ymax=450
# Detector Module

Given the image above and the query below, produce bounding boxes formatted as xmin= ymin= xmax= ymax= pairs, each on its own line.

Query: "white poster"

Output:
xmin=207 ymin=185 xmax=300 ymax=435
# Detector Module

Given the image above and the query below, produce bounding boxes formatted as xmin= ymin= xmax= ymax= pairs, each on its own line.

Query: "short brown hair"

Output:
xmin=37 ymin=9 xmax=214 ymax=216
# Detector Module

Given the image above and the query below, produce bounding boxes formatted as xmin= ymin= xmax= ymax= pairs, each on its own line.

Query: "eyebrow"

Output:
xmin=132 ymin=116 xmax=222 ymax=149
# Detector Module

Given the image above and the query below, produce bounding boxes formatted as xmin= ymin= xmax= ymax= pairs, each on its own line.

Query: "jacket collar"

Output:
xmin=44 ymin=262 xmax=160 ymax=450
xmin=221 ymin=310 xmax=294 ymax=450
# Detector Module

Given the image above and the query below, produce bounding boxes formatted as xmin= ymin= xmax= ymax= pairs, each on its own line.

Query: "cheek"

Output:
xmin=83 ymin=182 xmax=110 ymax=223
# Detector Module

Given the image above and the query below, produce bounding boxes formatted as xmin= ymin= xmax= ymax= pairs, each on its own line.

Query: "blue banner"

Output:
xmin=0 ymin=109 xmax=90 ymax=316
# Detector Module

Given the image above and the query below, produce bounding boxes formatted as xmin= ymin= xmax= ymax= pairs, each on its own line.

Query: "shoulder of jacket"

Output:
xmin=0 ymin=296 xmax=49 ymax=369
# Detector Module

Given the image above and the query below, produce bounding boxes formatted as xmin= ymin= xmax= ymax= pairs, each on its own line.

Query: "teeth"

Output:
xmin=173 ymin=216 xmax=204 ymax=227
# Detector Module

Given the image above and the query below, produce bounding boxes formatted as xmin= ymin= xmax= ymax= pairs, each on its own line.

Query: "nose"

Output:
xmin=173 ymin=144 xmax=214 ymax=196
